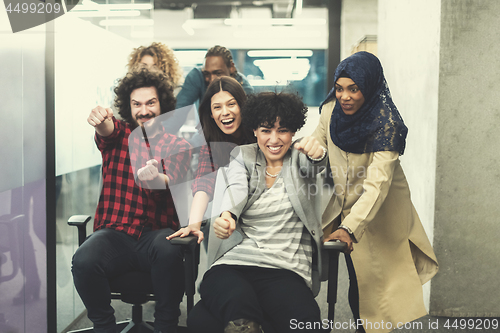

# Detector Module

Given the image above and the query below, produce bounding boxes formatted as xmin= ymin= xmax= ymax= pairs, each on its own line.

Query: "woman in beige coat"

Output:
xmin=312 ymin=51 xmax=438 ymax=333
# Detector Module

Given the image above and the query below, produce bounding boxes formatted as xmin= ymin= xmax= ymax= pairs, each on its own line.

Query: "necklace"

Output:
xmin=265 ymin=170 xmax=280 ymax=178
xmin=265 ymin=164 xmax=283 ymax=178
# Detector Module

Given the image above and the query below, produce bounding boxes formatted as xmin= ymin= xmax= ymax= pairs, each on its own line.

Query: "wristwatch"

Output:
xmin=338 ymin=225 xmax=354 ymax=238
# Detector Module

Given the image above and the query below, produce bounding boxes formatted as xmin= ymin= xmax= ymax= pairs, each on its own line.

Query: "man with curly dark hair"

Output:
xmin=163 ymin=45 xmax=254 ymax=146
xmin=72 ymin=67 xmax=192 ymax=333
xmin=114 ymin=67 xmax=177 ymax=127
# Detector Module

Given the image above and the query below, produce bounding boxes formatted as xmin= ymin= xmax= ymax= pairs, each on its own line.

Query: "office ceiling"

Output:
xmin=155 ymin=0 xmax=328 ymax=18
xmin=72 ymin=0 xmax=329 ymax=47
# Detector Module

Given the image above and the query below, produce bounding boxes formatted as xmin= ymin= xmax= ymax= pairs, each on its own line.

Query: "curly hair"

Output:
xmin=127 ymin=42 xmax=183 ymax=87
xmin=114 ymin=67 xmax=176 ymax=126
xmin=205 ymin=45 xmax=238 ymax=76
xmin=242 ymin=92 xmax=308 ymax=133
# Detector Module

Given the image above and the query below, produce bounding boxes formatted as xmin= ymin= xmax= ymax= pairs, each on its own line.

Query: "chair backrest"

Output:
xmin=166 ymin=168 xmax=194 ymax=228
xmin=205 ymin=168 xmax=228 ymax=271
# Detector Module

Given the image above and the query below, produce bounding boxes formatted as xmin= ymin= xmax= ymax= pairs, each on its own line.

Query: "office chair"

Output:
xmin=188 ymin=235 xmax=347 ymax=332
xmin=210 ymin=167 xmax=348 ymax=322
xmin=67 ymin=215 xmax=199 ymax=333
xmin=0 ymin=214 xmax=23 ymax=284
xmin=0 ymin=214 xmax=23 ymax=333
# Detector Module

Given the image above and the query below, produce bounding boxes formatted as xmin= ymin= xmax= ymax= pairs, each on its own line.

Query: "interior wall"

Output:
xmin=340 ymin=0 xmax=378 ymax=59
xmin=431 ymin=0 xmax=500 ymax=317
xmin=377 ymin=0 xmax=441 ymax=309
xmin=378 ymin=0 xmax=500 ymax=317
xmin=55 ymin=17 xmax=134 ymax=176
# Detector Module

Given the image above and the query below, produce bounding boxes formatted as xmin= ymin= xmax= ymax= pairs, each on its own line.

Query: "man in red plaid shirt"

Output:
xmin=72 ymin=67 xmax=191 ymax=333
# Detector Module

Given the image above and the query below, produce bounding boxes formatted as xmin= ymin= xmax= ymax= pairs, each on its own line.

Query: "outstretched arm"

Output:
xmin=295 ymin=136 xmax=328 ymax=175
xmin=137 ymin=159 xmax=170 ymax=189
xmin=294 ymin=136 xmax=326 ymax=160
xmin=88 ymin=106 xmax=114 ymax=137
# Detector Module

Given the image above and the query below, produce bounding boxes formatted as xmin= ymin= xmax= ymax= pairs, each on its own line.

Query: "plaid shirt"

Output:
xmin=94 ymin=117 xmax=191 ymax=239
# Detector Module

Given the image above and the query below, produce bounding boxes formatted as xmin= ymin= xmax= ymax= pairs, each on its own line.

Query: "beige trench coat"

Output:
xmin=313 ymin=101 xmax=439 ymax=332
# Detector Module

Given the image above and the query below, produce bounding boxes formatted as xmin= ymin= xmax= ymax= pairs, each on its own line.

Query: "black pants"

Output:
xmin=189 ymin=265 xmax=327 ymax=333
xmin=345 ymin=254 xmax=365 ymax=332
xmin=71 ymin=228 xmax=184 ymax=333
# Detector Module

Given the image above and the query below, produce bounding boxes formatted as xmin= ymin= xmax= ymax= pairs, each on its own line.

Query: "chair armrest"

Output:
xmin=169 ymin=235 xmax=200 ymax=312
xmin=0 ymin=214 xmax=24 ymax=283
xmin=169 ymin=235 xmax=198 ymax=246
xmin=68 ymin=215 xmax=92 ymax=246
xmin=68 ymin=215 xmax=92 ymax=227
xmin=0 ymin=214 xmax=24 ymax=224
xmin=322 ymin=240 xmax=347 ymax=321
xmin=322 ymin=240 xmax=347 ymax=252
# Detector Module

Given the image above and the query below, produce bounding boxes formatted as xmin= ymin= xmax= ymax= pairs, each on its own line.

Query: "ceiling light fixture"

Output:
xmin=71 ymin=2 xmax=153 ymax=11
xmin=247 ymin=50 xmax=313 ymax=57
xmin=224 ymin=18 xmax=326 ymax=26
xmin=99 ymin=19 xmax=154 ymax=27
xmin=69 ymin=10 xmax=141 ymax=17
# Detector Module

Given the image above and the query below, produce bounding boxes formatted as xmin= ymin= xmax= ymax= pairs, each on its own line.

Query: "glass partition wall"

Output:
xmin=53 ymin=15 xmax=134 ymax=332
xmin=0 ymin=28 xmax=48 ymax=333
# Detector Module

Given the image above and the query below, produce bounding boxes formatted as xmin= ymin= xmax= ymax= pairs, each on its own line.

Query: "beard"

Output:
xmin=130 ymin=113 xmax=156 ymax=129
xmin=137 ymin=115 xmax=164 ymax=138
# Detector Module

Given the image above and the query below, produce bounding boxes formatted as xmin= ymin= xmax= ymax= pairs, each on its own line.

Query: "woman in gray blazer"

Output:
xmin=188 ymin=92 xmax=329 ymax=333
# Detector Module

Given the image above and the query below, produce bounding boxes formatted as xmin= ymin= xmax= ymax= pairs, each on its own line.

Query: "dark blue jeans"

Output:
xmin=72 ymin=228 xmax=184 ymax=333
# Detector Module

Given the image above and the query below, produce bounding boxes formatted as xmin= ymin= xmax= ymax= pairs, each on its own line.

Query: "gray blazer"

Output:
xmin=207 ymin=142 xmax=327 ymax=296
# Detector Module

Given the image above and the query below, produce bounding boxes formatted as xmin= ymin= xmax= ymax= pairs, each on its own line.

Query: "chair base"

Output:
xmin=67 ymin=321 xmax=154 ymax=333
xmin=117 ymin=319 xmax=154 ymax=333
xmin=67 ymin=322 xmax=190 ymax=333
xmin=67 ymin=304 xmax=155 ymax=333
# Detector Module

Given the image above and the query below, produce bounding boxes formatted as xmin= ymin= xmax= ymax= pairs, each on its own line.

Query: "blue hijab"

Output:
xmin=320 ymin=51 xmax=408 ymax=155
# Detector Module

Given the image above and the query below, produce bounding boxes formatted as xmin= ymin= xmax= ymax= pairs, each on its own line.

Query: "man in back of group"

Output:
xmin=163 ymin=45 xmax=254 ymax=146
xmin=72 ymin=67 xmax=191 ymax=333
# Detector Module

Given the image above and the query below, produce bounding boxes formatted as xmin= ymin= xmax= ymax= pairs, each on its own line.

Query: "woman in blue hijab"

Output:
xmin=313 ymin=52 xmax=438 ymax=333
